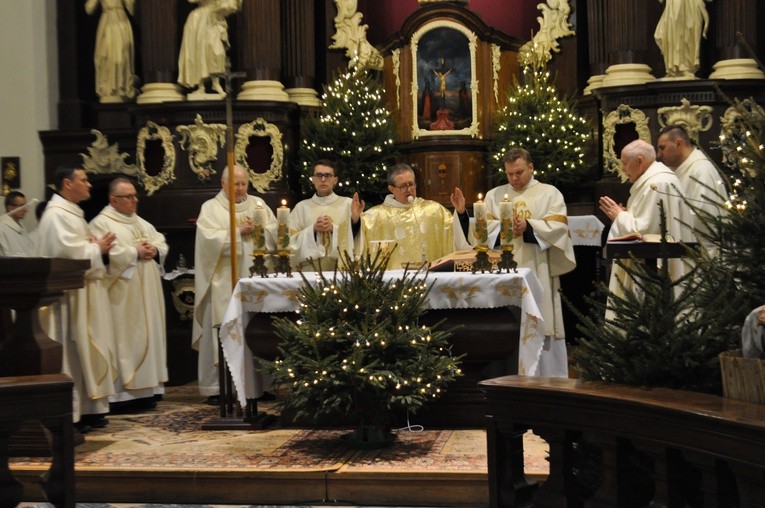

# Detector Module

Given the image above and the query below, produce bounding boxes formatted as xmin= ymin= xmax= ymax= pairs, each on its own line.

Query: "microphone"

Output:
xmin=407 ymin=195 xmax=414 ymax=204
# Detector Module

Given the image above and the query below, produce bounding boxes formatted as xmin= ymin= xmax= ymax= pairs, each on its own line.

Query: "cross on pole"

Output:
xmin=211 ymin=59 xmax=246 ymax=290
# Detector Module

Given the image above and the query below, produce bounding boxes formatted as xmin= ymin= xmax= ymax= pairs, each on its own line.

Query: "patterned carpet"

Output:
xmin=12 ymin=384 xmax=549 ymax=475
xmin=12 ymin=384 xmax=548 ymax=506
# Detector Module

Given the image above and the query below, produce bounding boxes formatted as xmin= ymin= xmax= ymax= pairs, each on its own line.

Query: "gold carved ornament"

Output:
xmin=80 ymin=129 xmax=140 ymax=177
xmin=170 ymin=276 xmax=195 ymax=321
xmin=657 ymin=98 xmax=713 ymax=144
xmin=602 ymin=104 xmax=651 ymax=182
xmin=136 ymin=121 xmax=176 ymax=196
xmin=176 ymin=114 xmax=227 ymax=182
xmin=235 ymin=118 xmax=284 ymax=194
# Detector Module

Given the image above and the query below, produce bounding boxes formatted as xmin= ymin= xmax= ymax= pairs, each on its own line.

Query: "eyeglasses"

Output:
xmin=393 ymin=182 xmax=416 ymax=190
xmin=312 ymin=172 xmax=335 ymax=180
xmin=113 ymin=194 xmax=138 ymax=200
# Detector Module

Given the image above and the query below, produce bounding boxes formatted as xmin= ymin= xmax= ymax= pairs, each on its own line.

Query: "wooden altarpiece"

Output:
xmin=380 ymin=3 xmax=522 ymax=207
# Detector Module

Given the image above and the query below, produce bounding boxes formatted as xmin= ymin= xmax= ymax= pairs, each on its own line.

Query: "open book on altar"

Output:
xmin=609 ymin=232 xmax=677 ymax=243
xmin=429 ymin=249 xmax=502 ymax=272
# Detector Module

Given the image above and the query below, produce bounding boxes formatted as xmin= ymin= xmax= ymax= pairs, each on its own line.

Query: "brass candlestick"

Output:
xmin=497 ymin=245 xmax=517 ymax=273
xmin=249 ymin=253 xmax=268 ymax=278
xmin=471 ymin=246 xmax=493 ymax=274
xmin=274 ymin=252 xmax=292 ymax=277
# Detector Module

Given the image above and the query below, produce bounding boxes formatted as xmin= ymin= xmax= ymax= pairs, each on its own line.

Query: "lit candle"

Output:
xmin=252 ymin=204 xmax=267 ymax=255
xmin=277 ymin=199 xmax=290 ymax=254
xmin=473 ymin=193 xmax=488 ymax=249
xmin=499 ymin=194 xmax=513 ymax=246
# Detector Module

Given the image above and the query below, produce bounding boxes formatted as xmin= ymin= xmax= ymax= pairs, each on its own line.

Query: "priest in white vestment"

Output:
xmin=0 ymin=191 xmax=33 ymax=256
xmin=290 ymin=159 xmax=363 ymax=271
xmin=656 ymin=125 xmax=728 ymax=251
xmin=193 ymin=164 xmax=277 ymax=402
xmin=358 ymin=163 xmax=471 ymax=269
xmin=599 ymin=140 xmax=694 ymax=320
xmin=35 ymin=164 xmax=118 ymax=430
xmin=484 ymin=148 xmax=576 ymax=377
xmin=90 ymin=177 xmax=168 ymax=409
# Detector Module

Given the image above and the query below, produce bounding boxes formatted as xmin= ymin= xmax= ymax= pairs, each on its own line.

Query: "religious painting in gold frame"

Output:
xmin=411 ymin=20 xmax=479 ymax=139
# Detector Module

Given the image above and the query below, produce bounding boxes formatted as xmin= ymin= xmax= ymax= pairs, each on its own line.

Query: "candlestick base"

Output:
xmin=274 ymin=253 xmax=292 ymax=277
xmin=497 ymin=247 xmax=518 ymax=273
xmin=249 ymin=254 xmax=268 ymax=278
xmin=471 ymin=249 xmax=493 ymax=274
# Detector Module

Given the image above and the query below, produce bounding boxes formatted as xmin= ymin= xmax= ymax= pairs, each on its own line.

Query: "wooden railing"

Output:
xmin=479 ymin=376 xmax=765 ymax=507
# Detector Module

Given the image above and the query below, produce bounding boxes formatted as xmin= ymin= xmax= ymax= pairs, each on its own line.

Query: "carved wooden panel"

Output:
xmin=408 ymin=149 xmax=485 ymax=207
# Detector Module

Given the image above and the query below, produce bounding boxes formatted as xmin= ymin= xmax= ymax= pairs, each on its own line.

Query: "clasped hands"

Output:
xmin=136 ymin=241 xmax=157 ymax=260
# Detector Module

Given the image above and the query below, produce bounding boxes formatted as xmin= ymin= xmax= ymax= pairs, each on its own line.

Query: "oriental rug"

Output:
xmin=11 ymin=384 xmax=548 ymax=505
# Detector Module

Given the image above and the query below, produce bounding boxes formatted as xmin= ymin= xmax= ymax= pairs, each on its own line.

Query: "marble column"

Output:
xmin=600 ymin=0 xmax=655 ymax=87
xmin=136 ymin=0 xmax=184 ymax=103
xmin=584 ymin=0 xmax=607 ymax=94
xmin=237 ymin=0 xmax=289 ymax=101
xmin=282 ymin=0 xmax=320 ymax=106
xmin=709 ymin=0 xmax=764 ymax=79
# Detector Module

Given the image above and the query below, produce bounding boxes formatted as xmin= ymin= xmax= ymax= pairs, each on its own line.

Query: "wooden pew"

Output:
xmin=0 ymin=374 xmax=75 ymax=508
xmin=480 ymin=376 xmax=765 ymax=507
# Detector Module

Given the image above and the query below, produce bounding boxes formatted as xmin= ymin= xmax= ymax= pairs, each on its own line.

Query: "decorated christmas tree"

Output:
xmin=298 ymin=66 xmax=398 ymax=203
xmin=267 ymin=250 xmax=462 ymax=444
xmin=710 ymin=97 xmax=765 ymax=309
xmin=570 ymin=203 xmax=743 ymax=394
xmin=487 ymin=65 xmax=590 ymax=187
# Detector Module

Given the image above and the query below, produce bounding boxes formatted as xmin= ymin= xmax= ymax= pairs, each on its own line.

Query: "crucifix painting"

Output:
xmin=413 ymin=22 xmax=476 ymax=137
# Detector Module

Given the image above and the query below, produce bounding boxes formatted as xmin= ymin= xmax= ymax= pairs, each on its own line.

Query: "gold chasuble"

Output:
xmin=359 ymin=195 xmax=467 ymax=269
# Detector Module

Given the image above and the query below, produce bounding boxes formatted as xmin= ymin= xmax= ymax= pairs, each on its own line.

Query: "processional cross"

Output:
xmin=210 ymin=59 xmax=246 ymax=289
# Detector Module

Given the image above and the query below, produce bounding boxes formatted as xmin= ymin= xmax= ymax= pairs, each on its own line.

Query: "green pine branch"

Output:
xmin=267 ymin=250 xmax=462 ymax=426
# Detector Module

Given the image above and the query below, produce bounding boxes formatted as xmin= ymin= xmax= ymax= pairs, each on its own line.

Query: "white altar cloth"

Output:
xmin=219 ymin=268 xmax=549 ymax=408
xmin=568 ymin=215 xmax=605 ymax=246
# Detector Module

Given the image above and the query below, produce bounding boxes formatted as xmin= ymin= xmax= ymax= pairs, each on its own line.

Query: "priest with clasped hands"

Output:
xmin=289 ymin=159 xmax=364 ymax=271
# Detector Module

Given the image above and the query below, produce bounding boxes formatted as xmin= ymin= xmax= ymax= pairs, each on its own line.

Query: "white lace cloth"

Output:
xmin=219 ymin=268 xmax=549 ymax=408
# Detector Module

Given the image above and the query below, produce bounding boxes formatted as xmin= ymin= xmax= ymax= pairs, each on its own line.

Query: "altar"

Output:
xmin=219 ymin=268 xmax=552 ymax=417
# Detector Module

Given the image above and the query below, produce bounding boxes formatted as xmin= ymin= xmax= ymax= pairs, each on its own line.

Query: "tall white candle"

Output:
xmin=499 ymin=194 xmax=513 ymax=246
xmin=252 ymin=204 xmax=267 ymax=254
xmin=473 ymin=193 xmax=488 ymax=248
xmin=277 ymin=199 xmax=290 ymax=253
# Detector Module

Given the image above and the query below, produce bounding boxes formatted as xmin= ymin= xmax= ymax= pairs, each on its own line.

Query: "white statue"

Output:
xmin=177 ymin=0 xmax=242 ymax=98
xmin=330 ymin=0 xmax=383 ymax=70
xmin=654 ymin=0 xmax=712 ymax=79
xmin=518 ymin=0 xmax=575 ymax=69
xmin=85 ymin=0 xmax=137 ymax=102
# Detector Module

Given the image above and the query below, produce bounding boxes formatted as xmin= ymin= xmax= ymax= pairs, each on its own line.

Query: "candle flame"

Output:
xmin=477 ymin=193 xmax=483 ymax=201
xmin=504 ymin=194 xmax=508 ymax=200
xmin=281 ymin=199 xmax=287 ymax=206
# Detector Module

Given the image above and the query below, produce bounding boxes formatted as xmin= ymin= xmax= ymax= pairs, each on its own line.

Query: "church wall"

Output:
xmin=0 ymin=0 xmax=57 ymax=228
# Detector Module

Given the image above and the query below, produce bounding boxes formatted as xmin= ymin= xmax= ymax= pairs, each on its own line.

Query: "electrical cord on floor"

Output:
xmin=392 ymin=411 xmax=424 ymax=432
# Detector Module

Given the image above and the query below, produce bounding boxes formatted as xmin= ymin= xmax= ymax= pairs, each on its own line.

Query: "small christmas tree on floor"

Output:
xmin=267 ymin=250 xmax=462 ymax=446
xmin=570 ymin=203 xmax=743 ymax=394
xmin=298 ymin=66 xmax=398 ymax=203
xmin=487 ymin=65 xmax=590 ymax=187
